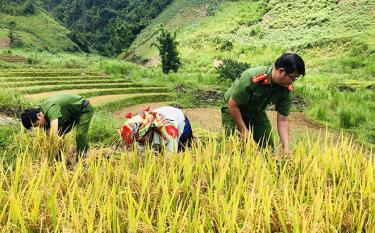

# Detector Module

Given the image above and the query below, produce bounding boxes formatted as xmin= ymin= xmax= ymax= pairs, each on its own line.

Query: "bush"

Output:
xmin=217 ymin=59 xmax=251 ymax=82
xmin=0 ymin=87 xmax=31 ymax=115
xmin=315 ymin=105 xmax=327 ymax=121
xmin=0 ymin=125 xmax=16 ymax=153
xmin=217 ymin=40 xmax=233 ymax=51
xmin=339 ymin=108 xmax=352 ymax=128
xmin=22 ymin=0 xmax=36 ymax=15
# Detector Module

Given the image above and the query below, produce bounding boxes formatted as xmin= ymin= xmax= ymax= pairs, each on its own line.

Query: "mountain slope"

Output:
xmin=126 ymin=0 xmax=375 ymax=146
xmin=0 ymin=7 xmax=77 ymax=52
xmin=127 ymin=0 xmax=374 ymax=71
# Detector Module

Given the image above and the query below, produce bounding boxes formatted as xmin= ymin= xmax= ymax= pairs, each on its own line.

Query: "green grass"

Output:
xmin=128 ymin=0 xmax=208 ymax=55
xmin=95 ymin=94 xmax=174 ymax=112
xmin=0 ymin=70 xmax=103 ymax=77
xmin=0 ymin=87 xmax=31 ymax=114
xmin=15 ymin=83 xmax=161 ymax=94
xmin=80 ymin=87 xmax=171 ymax=99
xmin=124 ymin=0 xmax=375 ymax=145
xmin=4 ymin=79 xmax=131 ymax=88
xmin=295 ymin=75 xmax=375 ymax=146
xmin=0 ymin=76 xmax=108 ymax=82
xmin=0 ymin=8 xmax=76 ymax=52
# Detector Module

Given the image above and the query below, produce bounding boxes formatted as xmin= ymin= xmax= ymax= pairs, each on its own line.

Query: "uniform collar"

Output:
xmin=265 ymin=66 xmax=273 ymax=85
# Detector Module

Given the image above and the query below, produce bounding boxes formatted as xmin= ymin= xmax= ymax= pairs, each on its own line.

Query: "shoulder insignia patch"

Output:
xmin=251 ymin=73 xmax=267 ymax=84
xmin=288 ymin=85 xmax=293 ymax=91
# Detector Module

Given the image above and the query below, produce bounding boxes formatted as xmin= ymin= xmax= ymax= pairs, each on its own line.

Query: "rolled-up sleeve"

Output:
xmin=276 ymin=91 xmax=292 ymax=116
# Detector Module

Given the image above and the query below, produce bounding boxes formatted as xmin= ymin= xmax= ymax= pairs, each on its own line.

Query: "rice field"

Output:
xmin=0 ymin=68 xmax=173 ymax=108
xmin=88 ymin=93 xmax=171 ymax=106
xmin=0 ymin=67 xmax=374 ymax=232
xmin=0 ymin=130 xmax=373 ymax=232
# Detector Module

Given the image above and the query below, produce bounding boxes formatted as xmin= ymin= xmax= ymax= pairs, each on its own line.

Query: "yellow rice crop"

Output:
xmin=0 ymin=130 xmax=373 ymax=232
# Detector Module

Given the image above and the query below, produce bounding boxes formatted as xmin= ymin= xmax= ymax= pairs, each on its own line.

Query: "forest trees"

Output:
xmin=0 ymin=0 xmax=36 ymax=15
xmin=39 ymin=0 xmax=173 ymax=56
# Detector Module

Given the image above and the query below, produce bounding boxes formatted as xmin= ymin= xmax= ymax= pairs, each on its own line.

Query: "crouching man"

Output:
xmin=21 ymin=93 xmax=94 ymax=157
xmin=221 ymin=53 xmax=305 ymax=154
xmin=121 ymin=106 xmax=194 ymax=154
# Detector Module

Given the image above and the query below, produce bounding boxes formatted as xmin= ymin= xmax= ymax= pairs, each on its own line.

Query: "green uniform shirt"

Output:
xmin=39 ymin=93 xmax=85 ymax=129
xmin=224 ymin=66 xmax=292 ymax=117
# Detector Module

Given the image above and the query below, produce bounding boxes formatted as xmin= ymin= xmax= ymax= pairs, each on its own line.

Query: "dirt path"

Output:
xmin=0 ymin=113 xmax=15 ymax=125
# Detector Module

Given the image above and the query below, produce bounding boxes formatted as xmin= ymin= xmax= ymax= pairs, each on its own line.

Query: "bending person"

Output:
xmin=21 ymin=93 xmax=94 ymax=157
xmin=121 ymin=106 xmax=194 ymax=154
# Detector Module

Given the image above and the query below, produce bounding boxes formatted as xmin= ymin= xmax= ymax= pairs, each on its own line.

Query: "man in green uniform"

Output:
xmin=21 ymin=93 xmax=94 ymax=156
xmin=221 ymin=53 xmax=305 ymax=154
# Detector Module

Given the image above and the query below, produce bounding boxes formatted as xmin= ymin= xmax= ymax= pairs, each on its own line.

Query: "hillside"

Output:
xmin=0 ymin=1 xmax=373 ymax=231
xmin=39 ymin=0 xmax=174 ymax=56
xmin=0 ymin=6 xmax=77 ymax=52
xmin=127 ymin=0 xmax=374 ymax=70
xmin=126 ymin=0 xmax=375 ymax=146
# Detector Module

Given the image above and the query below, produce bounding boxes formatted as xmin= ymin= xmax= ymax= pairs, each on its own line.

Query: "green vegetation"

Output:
xmin=0 ymin=1 xmax=374 ymax=230
xmin=0 ymin=6 xmax=77 ymax=52
xmin=217 ymin=59 xmax=251 ymax=82
xmin=127 ymin=0 xmax=375 ymax=146
xmin=0 ymin=0 xmax=36 ymax=16
xmin=151 ymin=28 xmax=181 ymax=74
xmin=0 ymin=87 xmax=30 ymax=114
xmin=40 ymin=0 xmax=173 ymax=55
xmin=0 ymin=131 xmax=373 ymax=231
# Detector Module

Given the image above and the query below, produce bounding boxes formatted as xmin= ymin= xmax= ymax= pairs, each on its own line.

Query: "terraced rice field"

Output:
xmin=26 ymin=87 xmax=170 ymax=100
xmin=0 ymin=67 xmax=174 ymax=113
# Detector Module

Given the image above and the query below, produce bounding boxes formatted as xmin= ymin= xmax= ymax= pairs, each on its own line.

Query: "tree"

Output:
xmin=151 ymin=28 xmax=181 ymax=74
xmin=22 ymin=0 xmax=36 ymax=15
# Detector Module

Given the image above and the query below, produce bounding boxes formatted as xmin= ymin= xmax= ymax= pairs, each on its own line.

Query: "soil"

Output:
xmin=0 ymin=38 xmax=10 ymax=49
xmin=0 ymin=113 xmax=16 ymax=125
xmin=175 ymin=85 xmax=224 ymax=107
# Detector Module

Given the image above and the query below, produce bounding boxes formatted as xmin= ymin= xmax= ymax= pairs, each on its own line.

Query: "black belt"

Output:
xmin=82 ymin=99 xmax=90 ymax=109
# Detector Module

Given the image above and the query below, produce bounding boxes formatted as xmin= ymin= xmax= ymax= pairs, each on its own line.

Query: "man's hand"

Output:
xmin=48 ymin=119 xmax=64 ymax=148
xmin=277 ymin=112 xmax=291 ymax=155
xmin=228 ymin=98 xmax=248 ymax=137
xmin=239 ymin=128 xmax=250 ymax=139
xmin=49 ymin=119 xmax=59 ymax=137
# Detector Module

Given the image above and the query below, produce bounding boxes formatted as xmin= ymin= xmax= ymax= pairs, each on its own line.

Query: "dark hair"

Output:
xmin=275 ymin=53 xmax=305 ymax=76
xmin=20 ymin=108 xmax=42 ymax=129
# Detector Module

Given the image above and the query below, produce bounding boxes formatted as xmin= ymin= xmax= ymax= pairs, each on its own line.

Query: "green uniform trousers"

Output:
xmin=221 ymin=106 xmax=274 ymax=149
xmin=76 ymin=104 xmax=94 ymax=154
xmin=59 ymin=104 xmax=94 ymax=155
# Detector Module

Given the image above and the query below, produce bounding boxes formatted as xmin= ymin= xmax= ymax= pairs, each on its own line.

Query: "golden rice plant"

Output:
xmin=0 ymin=130 xmax=373 ymax=232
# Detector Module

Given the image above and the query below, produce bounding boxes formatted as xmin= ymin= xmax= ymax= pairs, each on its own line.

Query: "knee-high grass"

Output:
xmin=0 ymin=131 xmax=373 ymax=232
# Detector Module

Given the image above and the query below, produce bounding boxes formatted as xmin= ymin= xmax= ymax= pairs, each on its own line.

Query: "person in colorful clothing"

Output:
xmin=221 ymin=53 xmax=305 ymax=154
xmin=20 ymin=93 xmax=94 ymax=156
xmin=121 ymin=106 xmax=194 ymax=154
